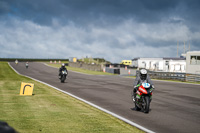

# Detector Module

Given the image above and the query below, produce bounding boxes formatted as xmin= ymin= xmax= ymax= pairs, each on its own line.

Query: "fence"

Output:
xmin=147 ymin=71 xmax=200 ymax=82
xmin=147 ymin=71 xmax=186 ymax=81
xmin=186 ymin=73 xmax=200 ymax=82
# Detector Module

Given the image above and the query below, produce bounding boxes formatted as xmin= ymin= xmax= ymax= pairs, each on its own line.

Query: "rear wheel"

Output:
xmin=143 ymin=96 xmax=150 ymax=113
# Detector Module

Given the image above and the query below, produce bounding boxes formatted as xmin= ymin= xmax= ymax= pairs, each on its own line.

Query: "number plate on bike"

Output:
xmin=142 ymin=83 xmax=150 ymax=88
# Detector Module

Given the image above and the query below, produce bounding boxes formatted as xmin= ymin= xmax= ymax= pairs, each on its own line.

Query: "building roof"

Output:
xmin=132 ymin=57 xmax=186 ymax=61
xmin=163 ymin=57 xmax=186 ymax=60
xmin=187 ymin=51 xmax=200 ymax=55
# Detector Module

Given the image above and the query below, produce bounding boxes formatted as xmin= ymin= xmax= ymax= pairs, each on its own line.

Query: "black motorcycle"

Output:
xmin=60 ymin=70 xmax=67 ymax=83
xmin=25 ymin=63 xmax=29 ymax=69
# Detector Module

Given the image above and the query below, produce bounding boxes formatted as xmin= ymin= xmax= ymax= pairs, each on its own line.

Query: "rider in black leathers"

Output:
xmin=0 ymin=121 xmax=17 ymax=133
xmin=133 ymin=69 xmax=155 ymax=101
xmin=59 ymin=63 xmax=68 ymax=78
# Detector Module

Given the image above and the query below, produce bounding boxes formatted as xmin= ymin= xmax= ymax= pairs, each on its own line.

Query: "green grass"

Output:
xmin=0 ymin=62 xmax=143 ymax=133
xmin=125 ymin=76 xmax=136 ymax=78
xmin=47 ymin=63 xmax=115 ymax=75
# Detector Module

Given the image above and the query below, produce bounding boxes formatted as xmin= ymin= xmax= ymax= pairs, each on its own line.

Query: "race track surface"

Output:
xmin=10 ymin=62 xmax=200 ymax=133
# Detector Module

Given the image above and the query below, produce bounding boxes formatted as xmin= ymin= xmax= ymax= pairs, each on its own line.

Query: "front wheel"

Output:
xmin=143 ymin=96 xmax=150 ymax=113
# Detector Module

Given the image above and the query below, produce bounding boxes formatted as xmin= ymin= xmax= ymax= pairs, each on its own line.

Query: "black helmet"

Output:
xmin=140 ymin=69 xmax=147 ymax=80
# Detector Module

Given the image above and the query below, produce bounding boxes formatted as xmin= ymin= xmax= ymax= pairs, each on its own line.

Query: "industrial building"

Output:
xmin=131 ymin=51 xmax=200 ymax=74
xmin=132 ymin=57 xmax=186 ymax=72
xmin=186 ymin=51 xmax=200 ymax=74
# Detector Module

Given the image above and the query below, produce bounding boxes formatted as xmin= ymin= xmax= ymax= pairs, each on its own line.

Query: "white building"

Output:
xmin=132 ymin=57 xmax=186 ymax=72
xmin=132 ymin=58 xmax=162 ymax=71
xmin=186 ymin=51 xmax=200 ymax=74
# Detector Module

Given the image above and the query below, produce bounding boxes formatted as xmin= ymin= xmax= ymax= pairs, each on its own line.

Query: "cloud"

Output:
xmin=0 ymin=1 xmax=10 ymax=15
xmin=0 ymin=16 xmax=199 ymax=62
xmin=0 ymin=0 xmax=200 ymax=62
xmin=1 ymin=0 xmax=199 ymax=26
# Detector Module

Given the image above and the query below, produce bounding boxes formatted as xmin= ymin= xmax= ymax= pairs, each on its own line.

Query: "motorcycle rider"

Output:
xmin=59 ymin=63 xmax=68 ymax=79
xmin=132 ymin=69 xmax=155 ymax=101
xmin=25 ymin=62 xmax=29 ymax=69
xmin=15 ymin=59 xmax=18 ymax=65
xmin=0 ymin=121 xmax=17 ymax=133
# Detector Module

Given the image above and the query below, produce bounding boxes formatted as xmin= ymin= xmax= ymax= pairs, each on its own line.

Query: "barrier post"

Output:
xmin=103 ymin=67 xmax=106 ymax=72
xmin=128 ymin=70 xmax=131 ymax=75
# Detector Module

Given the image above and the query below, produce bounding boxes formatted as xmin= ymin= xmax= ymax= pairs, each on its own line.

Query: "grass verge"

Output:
xmin=47 ymin=63 xmax=115 ymax=75
xmin=0 ymin=62 xmax=143 ymax=133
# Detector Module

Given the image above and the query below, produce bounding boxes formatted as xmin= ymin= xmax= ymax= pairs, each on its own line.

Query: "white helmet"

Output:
xmin=62 ymin=63 xmax=65 ymax=67
xmin=140 ymin=69 xmax=147 ymax=80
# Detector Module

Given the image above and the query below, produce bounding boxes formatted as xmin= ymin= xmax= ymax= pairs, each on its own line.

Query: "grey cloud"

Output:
xmin=1 ymin=0 xmax=199 ymax=25
xmin=0 ymin=1 xmax=10 ymax=14
xmin=1 ymin=17 xmax=199 ymax=62
xmin=0 ymin=0 xmax=200 ymax=62
xmin=0 ymin=0 xmax=199 ymax=37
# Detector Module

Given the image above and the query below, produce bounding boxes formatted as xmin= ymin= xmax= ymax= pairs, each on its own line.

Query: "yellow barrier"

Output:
xmin=20 ymin=82 xmax=34 ymax=95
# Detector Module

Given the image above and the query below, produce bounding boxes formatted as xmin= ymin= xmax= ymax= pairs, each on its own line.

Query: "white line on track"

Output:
xmin=8 ymin=62 xmax=155 ymax=133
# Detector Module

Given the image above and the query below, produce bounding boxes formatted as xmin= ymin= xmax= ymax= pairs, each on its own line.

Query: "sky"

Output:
xmin=0 ymin=0 xmax=200 ymax=63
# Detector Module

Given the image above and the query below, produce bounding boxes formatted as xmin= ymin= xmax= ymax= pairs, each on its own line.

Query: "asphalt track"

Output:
xmin=10 ymin=62 xmax=200 ymax=133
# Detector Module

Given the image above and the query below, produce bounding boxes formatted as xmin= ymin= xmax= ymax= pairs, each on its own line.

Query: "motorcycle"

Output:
xmin=15 ymin=60 xmax=18 ymax=65
xmin=60 ymin=70 xmax=67 ymax=83
xmin=25 ymin=62 xmax=29 ymax=69
xmin=132 ymin=83 xmax=154 ymax=113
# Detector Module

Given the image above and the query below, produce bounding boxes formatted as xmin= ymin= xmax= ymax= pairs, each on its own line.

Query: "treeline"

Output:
xmin=0 ymin=58 xmax=69 ymax=62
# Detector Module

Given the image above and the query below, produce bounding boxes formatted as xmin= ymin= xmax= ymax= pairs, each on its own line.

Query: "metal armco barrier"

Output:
xmin=186 ymin=73 xmax=200 ymax=82
xmin=147 ymin=71 xmax=200 ymax=82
